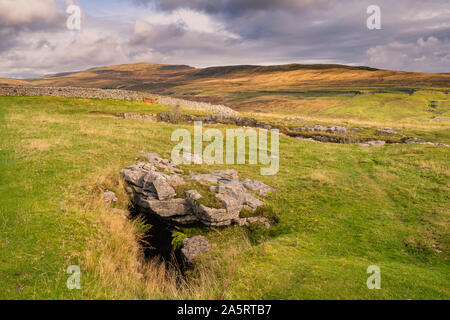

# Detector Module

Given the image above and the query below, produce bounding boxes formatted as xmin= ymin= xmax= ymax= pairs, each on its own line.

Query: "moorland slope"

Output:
xmin=7 ymin=63 xmax=450 ymax=114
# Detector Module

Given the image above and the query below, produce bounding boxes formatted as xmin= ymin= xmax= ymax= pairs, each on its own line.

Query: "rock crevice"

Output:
xmin=121 ymin=152 xmax=275 ymax=265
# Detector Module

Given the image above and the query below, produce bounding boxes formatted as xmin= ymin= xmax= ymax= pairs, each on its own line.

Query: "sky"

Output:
xmin=0 ymin=0 xmax=449 ymax=78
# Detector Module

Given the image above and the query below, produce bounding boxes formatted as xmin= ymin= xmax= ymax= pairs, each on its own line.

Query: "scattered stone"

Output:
xmin=419 ymin=142 xmax=450 ymax=147
xmin=122 ymin=113 xmax=157 ymax=121
xmin=213 ymin=169 xmax=239 ymax=180
xmin=358 ymin=140 xmax=386 ymax=147
xmin=140 ymin=151 xmax=183 ymax=174
xmin=242 ymin=178 xmax=275 ymax=197
xmin=256 ymin=123 xmax=273 ymax=130
xmin=297 ymin=124 xmax=348 ymax=135
xmin=404 ymin=137 xmax=423 ymax=143
xmin=326 ymin=126 xmax=347 ymax=135
xmin=403 ymin=137 xmax=449 ymax=147
xmin=311 ymin=135 xmax=339 ymax=143
xmin=180 ymin=235 xmax=211 ymax=266
xmin=310 ymin=125 xmax=327 ymax=132
xmin=235 ymin=217 xmax=271 ymax=228
xmin=377 ymin=128 xmax=397 ymax=135
xmin=103 ymin=190 xmax=118 ymax=204
xmin=435 ymin=143 xmax=450 ymax=147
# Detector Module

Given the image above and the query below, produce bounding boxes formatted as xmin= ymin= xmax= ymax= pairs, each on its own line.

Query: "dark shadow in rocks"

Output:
xmin=128 ymin=205 xmax=187 ymax=275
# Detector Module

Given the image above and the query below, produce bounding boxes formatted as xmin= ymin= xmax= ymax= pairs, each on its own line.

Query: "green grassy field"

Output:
xmin=226 ymin=88 xmax=450 ymax=121
xmin=0 ymin=96 xmax=449 ymax=299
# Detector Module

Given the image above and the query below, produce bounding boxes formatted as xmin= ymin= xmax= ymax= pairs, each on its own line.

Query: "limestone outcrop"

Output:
xmin=121 ymin=153 xmax=275 ymax=228
xmin=293 ymin=125 xmax=347 ymax=135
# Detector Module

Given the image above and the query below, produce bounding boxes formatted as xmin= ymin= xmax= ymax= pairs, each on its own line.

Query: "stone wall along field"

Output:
xmin=0 ymin=86 xmax=139 ymax=100
xmin=157 ymin=95 xmax=238 ymax=116
xmin=0 ymin=86 xmax=238 ymax=115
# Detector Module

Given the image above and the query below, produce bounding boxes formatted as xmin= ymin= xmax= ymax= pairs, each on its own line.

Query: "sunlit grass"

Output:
xmin=0 ymin=96 xmax=448 ymax=299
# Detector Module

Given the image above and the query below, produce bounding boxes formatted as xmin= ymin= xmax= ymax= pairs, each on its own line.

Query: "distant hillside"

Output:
xmin=3 ymin=62 xmax=450 ymax=112
xmin=24 ymin=62 xmax=450 ymax=90
xmin=0 ymin=78 xmax=31 ymax=86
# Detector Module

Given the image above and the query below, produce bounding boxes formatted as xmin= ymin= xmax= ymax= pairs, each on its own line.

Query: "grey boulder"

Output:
xmin=180 ymin=236 xmax=211 ymax=266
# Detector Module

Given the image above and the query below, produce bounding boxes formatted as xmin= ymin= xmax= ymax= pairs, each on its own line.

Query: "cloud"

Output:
xmin=135 ymin=0 xmax=331 ymax=16
xmin=0 ymin=0 xmax=449 ymax=77
xmin=0 ymin=0 xmax=63 ymax=26
xmin=124 ymin=19 xmax=247 ymax=65
xmin=0 ymin=0 xmax=66 ymax=53
xmin=0 ymin=29 xmax=128 ymax=78
xmin=131 ymin=0 xmax=450 ymax=73
xmin=367 ymin=37 xmax=450 ymax=72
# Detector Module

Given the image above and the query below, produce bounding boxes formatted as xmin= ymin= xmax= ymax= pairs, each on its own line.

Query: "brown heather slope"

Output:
xmin=28 ymin=63 xmax=196 ymax=89
xmin=4 ymin=62 xmax=450 ymax=112
xmin=26 ymin=62 xmax=450 ymax=90
xmin=0 ymin=78 xmax=31 ymax=86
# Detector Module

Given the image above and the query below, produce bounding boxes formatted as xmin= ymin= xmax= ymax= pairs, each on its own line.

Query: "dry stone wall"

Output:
xmin=0 ymin=86 xmax=238 ymax=115
xmin=157 ymin=95 xmax=238 ymax=116
xmin=0 ymin=86 xmax=139 ymax=100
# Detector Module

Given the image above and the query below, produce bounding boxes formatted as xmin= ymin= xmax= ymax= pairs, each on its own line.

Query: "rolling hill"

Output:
xmin=3 ymin=62 xmax=450 ymax=115
xmin=0 ymin=78 xmax=31 ymax=86
xmin=1 ymin=63 xmax=449 ymax=300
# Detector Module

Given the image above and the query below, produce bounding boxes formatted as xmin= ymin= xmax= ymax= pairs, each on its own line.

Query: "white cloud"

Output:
xmin=0 ymin=29 xmax=127 ymax=77
xmin=0 ymin=0 xmax=62 ymax=26
xmin=366 ymin=37 xmax=450 ymax=72
xmin=144 ymin=8 xmax=240 ymax=39
xmin=0 ymin=0 xmax=449 ymax=77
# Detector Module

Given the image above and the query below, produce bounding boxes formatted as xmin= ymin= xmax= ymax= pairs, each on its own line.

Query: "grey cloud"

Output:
xmin=132 ymin=0 xmax=450 ymax=72
xmin=1 ymin=0 xmax=449 ymax=77
xmin=129 ymin=20 xmax=187 ymax=46
xmin=125 ymin=19 xmax=243 ymax=61
xmin=367 ymin=37 xmax=450 ymax=73
xmin=135 ymin=0 xmax=331 ymax=16
xmin=0 ymin=0 xmax=67 ymax=53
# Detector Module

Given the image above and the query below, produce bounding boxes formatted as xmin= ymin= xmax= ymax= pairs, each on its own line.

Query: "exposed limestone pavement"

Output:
xmin=2 ymin=86 xmax=448 ymax=147
xmin=121 ymin=152 xmax=275 ymax=264
xmin=294 ymin=124 xmax=347 ymax=135
xmin=121 ymin=152 xmax=274 ymax=228
xmin=403 ymin=137 xmax=450 ymax=147
xmin=157 ymin=114 xmax=449 ymax=148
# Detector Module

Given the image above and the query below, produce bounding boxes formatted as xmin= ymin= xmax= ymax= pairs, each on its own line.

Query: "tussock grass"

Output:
xmin=66 ymin=163 xmax=247 ymax=299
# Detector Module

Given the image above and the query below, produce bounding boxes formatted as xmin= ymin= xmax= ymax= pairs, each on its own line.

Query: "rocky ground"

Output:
xmin=119 ymin=152 xmax=275 ymax=266
xmin=117 ymin=112 xmax=450 ymax=148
